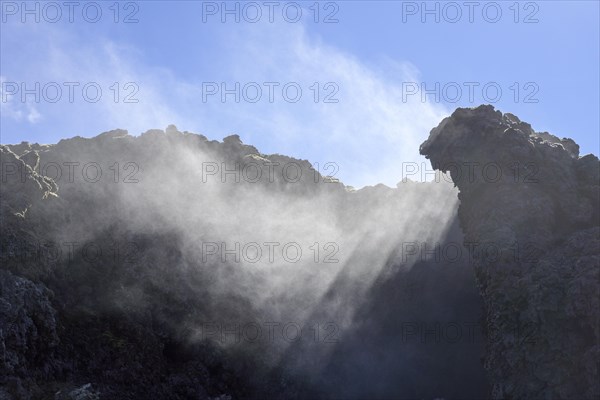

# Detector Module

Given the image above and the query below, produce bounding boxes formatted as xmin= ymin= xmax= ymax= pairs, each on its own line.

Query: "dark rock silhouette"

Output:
xmin=421 ymin=105 xmax=600 ymax=399
xmin=1 ymin=107 xmax=597 ymax=399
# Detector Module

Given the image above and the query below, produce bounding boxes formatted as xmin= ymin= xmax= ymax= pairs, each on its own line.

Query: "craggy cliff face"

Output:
xmin=1 ymin=125 xmax=487 ymax=399
xmin=421 ymin=105 xmax=600 ymax=399
xmin=0 ymin=105 xmax=598 ymax=399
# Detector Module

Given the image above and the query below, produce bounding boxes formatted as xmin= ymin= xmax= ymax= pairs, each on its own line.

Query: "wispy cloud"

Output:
xmin=1 ymin=18 xmax=449 ymax=187
xmin=0 ymin=75 xmax=42 ymax=124
xmin=191 ymin=22 xmax=450 ymax=187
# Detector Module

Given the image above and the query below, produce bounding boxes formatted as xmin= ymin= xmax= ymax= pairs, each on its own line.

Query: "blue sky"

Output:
xmin=1 ymin=0 xmax=598 ymax=187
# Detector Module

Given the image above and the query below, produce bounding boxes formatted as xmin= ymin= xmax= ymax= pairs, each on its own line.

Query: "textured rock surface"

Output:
xmin=421 ymin=105 xmax=600 ymax=399
xmin=3 ymin=107 xmax=596 ymax=399
xmin=1 ymin=126 xmax=484 ymax=399
xmin=0 ymin=269 xmax=59 ymax=397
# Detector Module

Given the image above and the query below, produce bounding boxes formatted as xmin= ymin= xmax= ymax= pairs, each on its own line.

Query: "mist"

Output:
xmin=2 ymin=125 xmax=487 ymax=399
xmin=37 ymin=127 xmax=459 ymax=345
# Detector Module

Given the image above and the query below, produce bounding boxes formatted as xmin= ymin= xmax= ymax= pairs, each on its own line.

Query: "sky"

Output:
xmin=1 ymin=0 xmax=599 ymax=188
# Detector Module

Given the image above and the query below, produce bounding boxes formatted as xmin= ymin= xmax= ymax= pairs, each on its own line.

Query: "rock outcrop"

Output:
xmin=421 ymin=105 xmax=600 ymax=399
xmin=1 ymin=126 xmax=485 ymax=399
xmin=2 ymin=107 xmax=597 ymax=399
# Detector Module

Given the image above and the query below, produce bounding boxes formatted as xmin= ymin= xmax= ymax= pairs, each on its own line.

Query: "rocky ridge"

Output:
xmin=1 ymin=106 xmax=598 ymax=399
xmin=420 ymin=105 xmax=600 ymax=399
